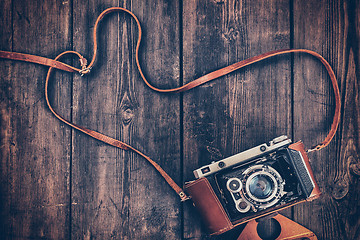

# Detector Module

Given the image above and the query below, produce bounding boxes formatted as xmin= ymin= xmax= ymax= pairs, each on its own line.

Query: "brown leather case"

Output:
xmin=184 ymin=178 xmax=306 ymax=235
xmin=184 ymin=141 xmax=321 ymax=236
xmin=184 ymin=178 xmax=234 ymax=235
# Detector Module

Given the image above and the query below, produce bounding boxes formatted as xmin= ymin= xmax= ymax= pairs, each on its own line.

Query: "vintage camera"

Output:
xmin=184 ymin=136 xmax=321 ymax=235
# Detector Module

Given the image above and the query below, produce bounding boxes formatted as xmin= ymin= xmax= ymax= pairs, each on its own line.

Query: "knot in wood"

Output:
xmin=119 ymin=93 xmax=135 ymax=125
xmin=223 ymin=27 xmax=239 ymax=42
xmin=350 ymin=162 xmax=360 ymax=177
xmin=206 ymin=146 xmax=223 ymax=161
xmin=331 ymin=178 xmax=349 ymax=200
xmin=121 ymin=106 xmax=134 ymax=125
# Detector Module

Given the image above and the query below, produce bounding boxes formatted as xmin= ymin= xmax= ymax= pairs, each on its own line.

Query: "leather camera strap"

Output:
xmin=0 ymin=7 xmax=340 ymax=201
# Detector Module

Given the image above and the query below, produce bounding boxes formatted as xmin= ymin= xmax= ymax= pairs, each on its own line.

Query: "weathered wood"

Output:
xmin=0 ymin=0 xmax=14 ymax=237
xmin=0 ymin=0 xmax=72 ymax=239
xmin=340 ymin=1 xmax=360 ymax=236
xmin=182 ymin=0 xmax=291 ymax=239
xmin=336 ymin=47 xmax=360 ymax=240
xmin=0 ymin=0 xmax=359 ymax=239
xmin=292 ymin=0 xmax=360 ymax=239
xmin=71 ymin=1 xmax=181 ymax=239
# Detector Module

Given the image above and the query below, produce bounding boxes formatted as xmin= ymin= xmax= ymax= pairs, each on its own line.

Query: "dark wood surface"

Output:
xmin=0 ymin=0 xmax=359 ymax=239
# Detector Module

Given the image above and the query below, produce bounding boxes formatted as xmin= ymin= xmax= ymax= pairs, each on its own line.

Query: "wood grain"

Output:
xmin=292 ymin=0 xmax=359 ymax=239
xmin=0 ymin=0 xmax=359 ymax=239
xmin=71 ymin=1 xmax=181 ymax=239
xmin=0 ymin=0 xmax=72 ymax=239
xmin=182 ymin=0 xmax=291 ymax=239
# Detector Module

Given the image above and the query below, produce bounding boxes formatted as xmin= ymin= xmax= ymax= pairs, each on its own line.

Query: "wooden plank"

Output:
xmin=182 ymin=0 xmax=291 ymax=239
xmin=331 ymin=2 xmax=360 ymax=237
xmin=336 ymin=48 xmax=360 ymax=240
xmin=71 ymin=1 xmax=181 ymax=239
xmin=0 ymin=1 xmax=357 ymax=239
xmin=0 ymin=0 xmax=72 ymax=239
xmin=0 ymin=0 xmax=13 ymax=237
xmin=292 ymin=0 xmax=360 ymax=239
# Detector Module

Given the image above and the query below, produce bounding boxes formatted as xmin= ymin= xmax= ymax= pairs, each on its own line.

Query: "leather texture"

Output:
xmin=0 ymin=7 xmax=340 ymax=202
xmin=183 ymin=177 xmax=308 ymax=235
xmin=0 ymin=50 xmax=87 ymax=73
xmin=237 ymin=214 xmax=318 ymax=240
xmin=184 ymin=178 xmax=233 ymax=235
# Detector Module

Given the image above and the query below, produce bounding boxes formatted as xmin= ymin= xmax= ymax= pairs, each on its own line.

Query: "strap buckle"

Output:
xmin=79 ymin=67 xmax=91 ymax=76
xmin=306 ymin=144 xmax=323 ymax=153
xmin=179 ymin=191 xmax=191 ymax=202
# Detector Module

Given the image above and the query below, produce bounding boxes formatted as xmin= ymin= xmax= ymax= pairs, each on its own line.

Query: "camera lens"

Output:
xmin=248 ymin=174 xmax=274 ymax=199
xmin=227 ymin=178 xmax=242 ymax=193
xmin=242 ymin=165 xmax=285 ymax=210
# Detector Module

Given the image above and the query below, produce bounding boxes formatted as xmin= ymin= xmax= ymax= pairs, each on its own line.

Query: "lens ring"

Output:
xmin=245 ymin=171 xmax=278 ymax=202
xmin=226 ymin=178 xmax=243 ymax=193
xmin=249 ymin=174 xmax=274 ymax=199
xmin=242 ymin=165 xmax=284 ymax=208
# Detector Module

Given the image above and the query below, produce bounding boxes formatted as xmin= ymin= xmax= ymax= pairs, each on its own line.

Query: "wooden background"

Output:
xmin=0 ymin=0 xmax=359 ymax=239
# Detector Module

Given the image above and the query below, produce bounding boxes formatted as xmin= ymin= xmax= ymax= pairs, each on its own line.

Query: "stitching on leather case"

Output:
xmin=212 ymin=225 xmax=234 ymax=235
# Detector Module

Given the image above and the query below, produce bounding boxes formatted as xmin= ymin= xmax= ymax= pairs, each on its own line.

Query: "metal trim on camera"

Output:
xmin=193 ymin=135 xmax=291 ymax=179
